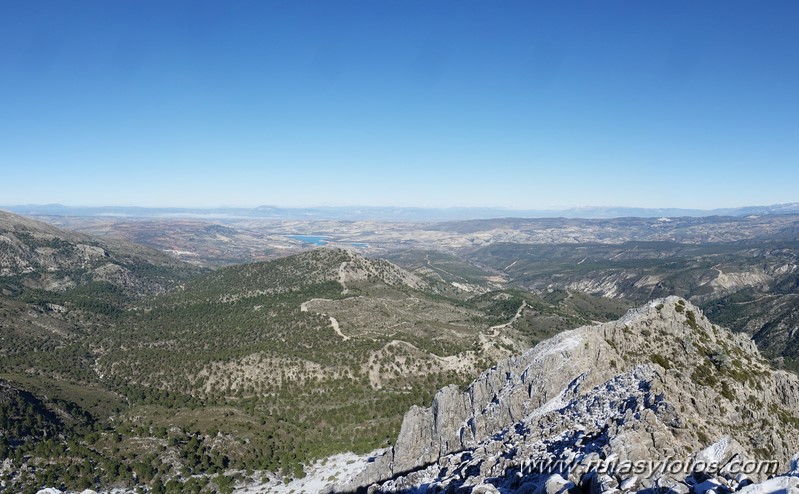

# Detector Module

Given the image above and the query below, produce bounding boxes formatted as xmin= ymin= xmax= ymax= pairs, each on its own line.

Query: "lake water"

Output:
xmin=286 ymin=235 xmax=327 ymax=245
xmin=286 ymin=236 xmax=369 ymax=248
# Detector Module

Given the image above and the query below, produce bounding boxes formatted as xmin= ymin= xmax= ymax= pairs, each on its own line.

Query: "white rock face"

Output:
xmin=735 ymin=476 xmax=799 ymax=494
xmin=333 ymin=297 xmax=799 ymax=494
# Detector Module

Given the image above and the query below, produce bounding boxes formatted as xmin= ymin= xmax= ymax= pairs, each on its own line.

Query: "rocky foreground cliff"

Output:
xmin=332 ymin=297 xmax=799 ymax=494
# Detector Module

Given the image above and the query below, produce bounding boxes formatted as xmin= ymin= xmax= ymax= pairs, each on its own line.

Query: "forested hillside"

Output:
xmin=0 ymin=216 xmax=629 ymax=493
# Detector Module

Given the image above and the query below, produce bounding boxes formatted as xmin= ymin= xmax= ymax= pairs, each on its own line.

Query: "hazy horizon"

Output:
xmin=4 ymin=201 xmax=799 ymax=211
xmin=4 ymin=201 xmax=799 ymax=222
xmin=3 ymin=201 xmax=709 ymax=210
xmin=3 ymin=1 xmax=798 ymax=209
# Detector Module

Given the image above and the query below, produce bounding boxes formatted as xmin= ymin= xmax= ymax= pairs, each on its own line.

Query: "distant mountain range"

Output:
xmin=4 ymin=202 xmax=799 ymax=221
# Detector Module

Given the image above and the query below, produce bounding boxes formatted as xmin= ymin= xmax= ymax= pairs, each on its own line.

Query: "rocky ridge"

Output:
xmin=333 ymin=297 xmax=799 ymax=493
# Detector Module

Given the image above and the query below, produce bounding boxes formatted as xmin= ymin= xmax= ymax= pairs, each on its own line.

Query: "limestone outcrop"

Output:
xmin=332 ymin=297 xmax=799 ymax=493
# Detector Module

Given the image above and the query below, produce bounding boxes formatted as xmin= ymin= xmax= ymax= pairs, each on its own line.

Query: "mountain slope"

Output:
xmin=0 ymin=212 xmax=212 ymax=492
xmin=0 ymin=231 xmax=632 ymax=493
xmin=0 ymin=210 xmax=203 ymax=396
xmin=90 ymin=249 xmax=628 ymax=479
xmin=466 ymin=240 xmax=799 ymax=369
xmin=0 ymin=209 xmax=202 ymax=297
xmin=337 ymin=297 xmax=799 ymax=493
xmin=0 ymin=210 xmax=203 ymax=402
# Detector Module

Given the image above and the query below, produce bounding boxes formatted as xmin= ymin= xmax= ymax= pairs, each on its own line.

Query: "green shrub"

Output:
xmin=650 ymin=354 xmax=671 ymax=370
xmin=685 ymin=310 xmax=699 ymax=330
xmin=691 ymin=363 xmax=718 ymax=387
xmin=720 ymin=381 xmax=735 ymax=401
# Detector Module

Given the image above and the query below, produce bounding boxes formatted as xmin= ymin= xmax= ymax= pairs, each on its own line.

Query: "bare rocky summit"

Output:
xmin=333 ymin=297 xmax=799 ymax=493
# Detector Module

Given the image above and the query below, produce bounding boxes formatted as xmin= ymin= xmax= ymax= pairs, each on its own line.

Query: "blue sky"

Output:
xmin=1 ymin=0 xmax=798 ymax=209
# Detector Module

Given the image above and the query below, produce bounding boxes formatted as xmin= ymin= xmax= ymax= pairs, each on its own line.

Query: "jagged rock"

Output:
xmin=652 ymin=475 xmax=687 ymax=494
xmin=433 ymin=384 xmax=472 ymax=455
xmin=571 ymin=452 xmax=602 ymax=487
xmin=689 ymin=478 xmax=722 ymax=494
xmin=337 ymin=297 xmax=799 ymax=494
xmin=537 ymin=474 xmax=574 ymax=494
xmin=692 ymin=437 xmax=750 ymax=478
xmin=735 ymin=473 xmax=753 ymax=488
xmin=472 ymin=484 xmax=501 ymax=494
xmin=619 ymin=476 xmax=638 ymax=491
xmin=391 ymin=405 xmax=437 ymax=474
xmin=590 ymin=473 xmax=619 ymax=494
xmin=736 ymin=475 xmax=799 ymax=493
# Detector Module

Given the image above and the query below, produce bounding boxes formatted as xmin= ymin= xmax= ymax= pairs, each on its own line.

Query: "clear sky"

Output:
xmin=1 ymin=0 xmax=798 ymax=209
